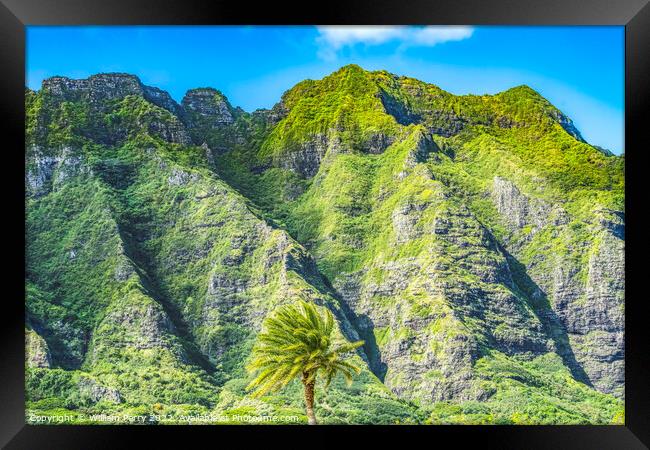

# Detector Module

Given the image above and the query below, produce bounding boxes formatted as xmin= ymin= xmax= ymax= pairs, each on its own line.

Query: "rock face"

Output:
xmin=490 ymin=176 xmax=624 ymax=398
xmin=180 ymin=88 xmax=249 ymax=153
xmin=252 ymin=101 xmax=289 ymax=127
xmin=42 ymin=73 xmax=142 ymax=102
xmin=273 ymin=129 xmax=397 ymax=179
xmin=277 ymin=132 xmax=337 ymax=178
xmin=553 ymin=212 xmax=625 ymax=397
xmin=78 ymin=377 xmax=122 ymax=403
xmin=333 ymin=174 xmax=551 ymax=403
xmin=25 ymin=67 xmax=625 ymax=424
xmin=492 ymin=176 xmax=553 ymax=231
xmin=379 ymin=82 xmax=468 ymax=137
xmin=26 ymin=146 xmax=89 ymax=196
xmin=551 ymin=109 xmax=585 ymax=142
xmin=26 ymin=328 xmax=52 ymax=368
xmin=181 ymin=88 xmax=235 ymax=126
xmin=142 ymin=85 xmax=182 ymax=115
xmin=43 ymin=73 xmax=180 ymax=115
xmin=101 ymin=302 xmax=176 ymax=351
xmin=143 ymin=113 xmax=192 ymax=145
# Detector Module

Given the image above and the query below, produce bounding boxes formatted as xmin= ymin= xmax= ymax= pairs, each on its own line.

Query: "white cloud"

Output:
xmin=409 ymin=26 xmax=475 ymax=45
xmin=316 ymin=26 xmax=474 ymax=59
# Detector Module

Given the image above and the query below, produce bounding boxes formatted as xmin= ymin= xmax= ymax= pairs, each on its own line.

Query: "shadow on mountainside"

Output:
xmin=503 ymin=248 xmax=593 ymax=387
xmin=318 ymin=275 xmax=389 ymax=382
xmin=115 ymin=222 xmax=220 ymax=378
xmin=95 ymin=161 xmax=220 ymax=378
xmin=355 ymin=313 xmax=389 ymax=382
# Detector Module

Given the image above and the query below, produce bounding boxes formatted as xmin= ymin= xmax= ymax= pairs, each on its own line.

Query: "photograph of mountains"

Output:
xmin=25 ymin=26 xmax=624 ymax=425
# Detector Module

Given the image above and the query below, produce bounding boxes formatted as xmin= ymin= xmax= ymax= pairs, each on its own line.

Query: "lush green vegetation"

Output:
xmin=247 ymin=300 xmax=364 ymax=424
xmin=25 ymin=79 xmax=420 ymax=424
xmin=425 ymin=352 xmax=624 ymax=425
xmin=260 ymin=65 xmax=400 ymax=163
xmin=25 ymin=66 xmax=624 ymax=424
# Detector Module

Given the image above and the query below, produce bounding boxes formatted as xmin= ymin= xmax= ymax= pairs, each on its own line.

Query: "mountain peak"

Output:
xmin=496 ymin=84 xmax=585 ymax=142
xmin=183 ymin=87 xmax=227 ymax=99
xmin=181 ymin=87 xmax=235 ymax=125
xmin=88 ymin=72 xmax=142 ymax=82
xmin=335 ymin=63 xmax=367 ymax=74
xmin=40 ymin=73 xmax=181 ymax=115
xmin=42 ymin=72 xmax=143 ymax=99
xmin=505 ymin=84 xmax=538 ymax=94
xmin=321 ymin=64 xmax=375 ymax=85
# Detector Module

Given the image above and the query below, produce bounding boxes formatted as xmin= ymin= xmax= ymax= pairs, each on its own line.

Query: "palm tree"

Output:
xmin=246 ymin=300 xmax=364 ymax=425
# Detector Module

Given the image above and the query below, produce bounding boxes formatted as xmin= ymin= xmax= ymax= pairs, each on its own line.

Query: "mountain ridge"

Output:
xmin=25 ymin=65 xmax=624 ymax=424
xmin=30 ymin=65 xmax=587 ymax=136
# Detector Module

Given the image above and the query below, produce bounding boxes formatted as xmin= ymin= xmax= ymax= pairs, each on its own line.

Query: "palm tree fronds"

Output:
xmin=246 ymin=299 xmax=364 ymax=422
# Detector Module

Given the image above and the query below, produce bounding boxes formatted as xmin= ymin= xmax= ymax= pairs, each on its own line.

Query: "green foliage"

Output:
xmin=260 ymin=65 xmax=400 ymax=163
xmin=26 ymin=368 xmax=78 ymax=403
xmin=247 ymin=300 xmax=364 ymax=397
xmin=425 ymin=352 xmax=624 ymax=425
xmin=25 ymin=66 xmax=624 ymax=424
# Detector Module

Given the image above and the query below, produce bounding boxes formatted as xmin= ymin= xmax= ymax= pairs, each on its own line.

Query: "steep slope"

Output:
xmin=370 ymin=69 xmax=624 ymax=397
xmin=25 ymin=74 xmax=420 ymax=424
xmin=25 ymin=67 xmax=624 ymax=424
xmin=208 ymin=65 xmax=624 ymax=421
xmin=375 ymin=73 xmax=624 ymax=397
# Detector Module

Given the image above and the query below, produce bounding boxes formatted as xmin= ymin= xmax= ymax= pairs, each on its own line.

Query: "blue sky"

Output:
xmin=27 ymin=26 xmax=624 ymax=154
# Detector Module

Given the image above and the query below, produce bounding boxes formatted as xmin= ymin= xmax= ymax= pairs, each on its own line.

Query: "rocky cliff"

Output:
xmin=25 ymin=66 xmax=624 ymax=424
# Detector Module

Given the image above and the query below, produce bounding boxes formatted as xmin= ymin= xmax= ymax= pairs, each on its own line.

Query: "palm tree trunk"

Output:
xmin=302 ymin=374 xmax=317 ymax=425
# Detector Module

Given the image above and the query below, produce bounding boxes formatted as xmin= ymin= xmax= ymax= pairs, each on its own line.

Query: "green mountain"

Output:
xmin=25 ymin=65 xmax=624 ymax=425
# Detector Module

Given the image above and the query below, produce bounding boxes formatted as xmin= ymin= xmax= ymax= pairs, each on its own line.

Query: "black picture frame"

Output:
xmin=2 ymin=0 xmax=648 ymax=448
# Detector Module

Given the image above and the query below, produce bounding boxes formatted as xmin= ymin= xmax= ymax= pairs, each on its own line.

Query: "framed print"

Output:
xmin=1 ymin=0 xmax=649 ymax=448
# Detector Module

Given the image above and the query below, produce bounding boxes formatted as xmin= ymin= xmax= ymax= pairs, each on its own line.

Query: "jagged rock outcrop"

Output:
xmin=273 ymin=129 xmax=398 ymax=178
xmin=78 ymin=377 xmax=122 ymax=403
xmin=252 ymin=101 xmax=289 ymax=127
xmin=26 ymin=146 xmax=90 ymax=197
xmin=142 ymin=113 xmax=192 ymax=145
xmin=277 ymin=132 xmax=338 ymax=178
xmin=490 ymin=176 xmax=624 ymax=397
xmin=25 ymin=328 xmax=52 ymax=368
xmin=180 ymin=88 xmax=248 ymax=153
xmin=551 ymin=109 xmax=585 ymax=142
xmin=181 ymin=88 xmax=235 ymax=126
xmin=379 ymin=81 xmax=468 ymax=137
xmin=142 ymin=85 xmax=182 ymax=115
xmin=25 ymin=66 xmax=625 ymax=424
xmin=42 ymin=73 xmax=181 ymax=115
xmin=42 ymin=73 xmax=143 ymax=103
